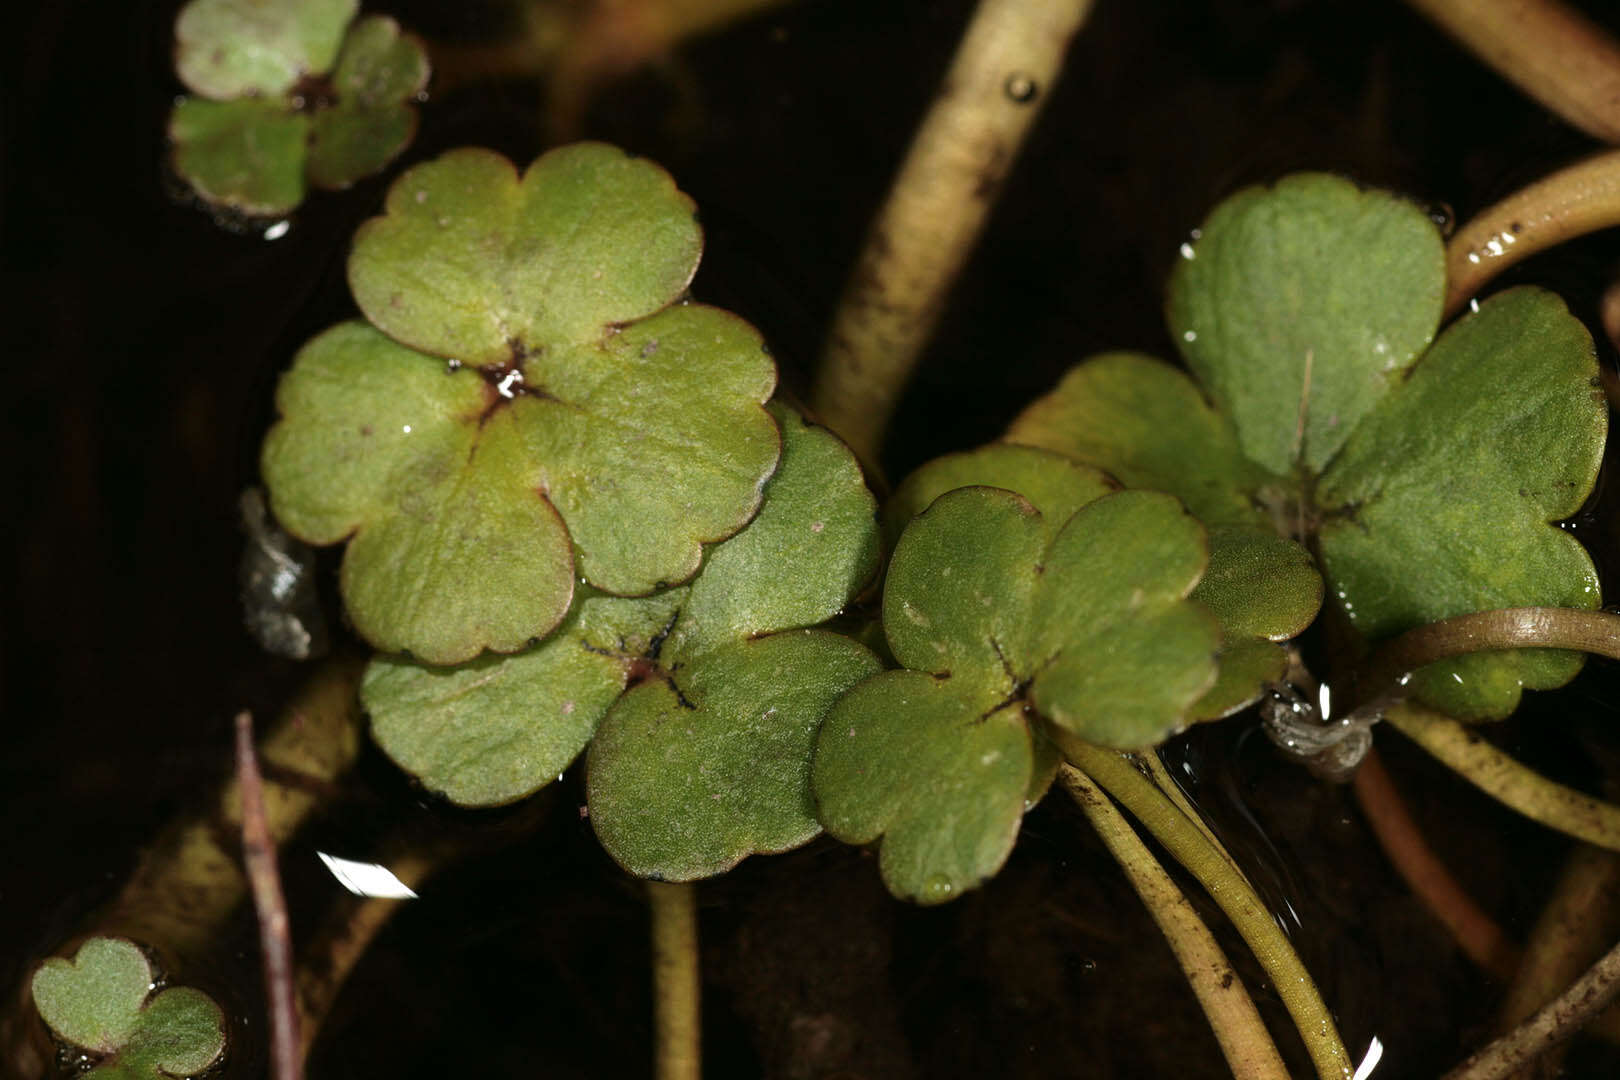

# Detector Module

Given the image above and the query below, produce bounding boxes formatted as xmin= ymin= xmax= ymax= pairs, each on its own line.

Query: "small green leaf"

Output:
xmin=1191 ymin=637 xmax=1289 ymax=721
xmin=1167 ymin=173 xmax=1445 ymax=476
xmin=1006 ymin=352 xmax=1271 ymax=530
xmin=32 ymin=938 xmax=151 ymax=1053
xmin=1317 ymin=287 xmax=1605 ymax=717
xmin=588 ymin=630 xmax=881 ymax=880
xmin=883 ymin=442 xmax=1116 ymax=546
xmin=814 ymin=675 xmax=1034 ymax=904
xmin=365 ymin=591 xmax=686 ymax=806
xmin=667 ymin=402 xmax=879 ymax=657
xmin=306 ymin=16 xmax=429 ymax=190
xmin=263 ymin=321 xmax=576 ymax=663
xmin=1193 ymin=527 xmax=1321 ymax=642
xmin=32 ymin=939 xmax=225 ymax=1080
xmin=168 ymin=97 xmax=310 ymax=218
xmin=1025 ymin=492 xmax=1220 ymax=746
xmin=175 ymin=0 xmax=357 ymax=98
xmin=349 ymin=144 xmax=704 ymax=365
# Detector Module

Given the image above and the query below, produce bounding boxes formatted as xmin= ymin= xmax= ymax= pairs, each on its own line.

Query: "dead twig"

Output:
xmin=237 ymin=711 xmax=302 ymax=1080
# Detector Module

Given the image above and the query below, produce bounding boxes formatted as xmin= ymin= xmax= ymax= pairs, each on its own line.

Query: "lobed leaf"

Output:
xmin=168 ymin=97 xmax=310 ymax=218
xmin=175 ymin=0 xmax=356 ymax=99
xmin=1317 ymin=286 xmax=1605 ymax=717
xmin=588 ymin=630 xmax=881 ymax=880
xmin=814 ymin=675 xmax=1034 ymax=904
xmin=306 ymin=16 xmax=429 ymax=190
xmin=1167 ymin=173 xmax=1445 ymax=476
xmin=349 ymin=144 xmax=704 ymax=365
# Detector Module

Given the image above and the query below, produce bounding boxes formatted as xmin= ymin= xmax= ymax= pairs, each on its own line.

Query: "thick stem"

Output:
xmin=1142 ymin=749 xmax=1251 ymax=886
xmin=1444 ymin=150 xmax=1620 ymax=317
xmin=237 ymin=712 xmax=302 ymax=1080
xmin=1352 ymin=748 xmax=1520 ymax=979
xmin=648 ymin=881 xmax=701 ymax=1080
xmin=811 ymin=0 xmax=1097 ymax=466
xmin=1344 ymin=607 xmax=1620 ymax=716
xmin=1403 ymin=0 xmax=1620 ymax=146
xmin=1444 ymin=933 xmax=1620 ymax=1080
xmin=1385 ymin=704 xmax=1620 ymax=851
xmin=1053 ymin=732 xmax=1353 ymax=1080
xmin=1061 ymin=765 xmax=1291 ymax=1080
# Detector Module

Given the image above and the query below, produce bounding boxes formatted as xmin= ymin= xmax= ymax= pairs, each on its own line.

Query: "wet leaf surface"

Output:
xmin=31 ymin=938 xmax=225 ymax=1080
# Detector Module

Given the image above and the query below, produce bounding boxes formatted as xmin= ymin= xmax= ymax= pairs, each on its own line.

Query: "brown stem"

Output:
xmin=237 ymin=712 xmax=302 ymax=1080
xmin=1444 ymin=150 xmax=1620 ymax=317
xmin=1444 ymin=933 xmax=1620 ymax=1080
xmin=1403 ymin=0 xmax=1620 ymax=146
xmin=811 ymin=0 xmax=1098 ymax=467
xmin=1352 ymin=748 xmax=1520 ymax=979
xmin=1343 ymin=606 xmax=1620 ymax=716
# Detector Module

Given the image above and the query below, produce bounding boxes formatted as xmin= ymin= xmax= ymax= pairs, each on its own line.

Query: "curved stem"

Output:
xmin=1385 ymin=703 xmax=1620 ymax=851
xmin=1444 ymin=150 xmax=1620 ymax=317
xmin=1352 ymin=748 xmax=1520 ymax=979
xmin=1403 ymin=0 xmax=1620 ymax=146
xmin=1142 ymin=749 xmax=1251 ymax=886
xmin=1344 ymin=606 xmax=1620 ymax=716
xmin=1061 ymin=765 xmax=1291 ymax=1080
xmin=1444 ymin=933 xmax=1620 ymax=1080
xmin=811 ymin=0 xmax=1097 ymax=466
xmin=1053 ymin=732 xmax=1353 ymax=1079
xmin=649 ymin=881 xmax=701 ymax=1080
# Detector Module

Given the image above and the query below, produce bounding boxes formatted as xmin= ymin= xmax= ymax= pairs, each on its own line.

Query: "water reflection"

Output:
xmin=316 ymin=853 xmax=420 ymax=899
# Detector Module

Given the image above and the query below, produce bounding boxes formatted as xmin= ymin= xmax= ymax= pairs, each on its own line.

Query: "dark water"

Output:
xmin=8 ymin=0 xmax=1620 ymax=1077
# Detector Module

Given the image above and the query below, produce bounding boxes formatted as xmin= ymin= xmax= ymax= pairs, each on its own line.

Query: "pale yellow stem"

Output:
xmin=812 ymin=0 xmax=1097 ymax=466
xmin=1404 ymin=0 xmax=1620 ymax=145
xmin=1062 ymin=765 xmax=1291 ymax=1080
xmin=649 ymin=881 xmax=701 ymax=1080
xmin=1386 ymin=704 xmax=1620 ymax=852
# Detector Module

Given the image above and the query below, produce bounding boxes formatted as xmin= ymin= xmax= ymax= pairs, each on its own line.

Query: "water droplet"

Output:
xmin=401 ymin=424 xmax=412 ymax=434
xmin=1182 ymin=330 xmax=1197 ymax=343
xmin=922 ymin=875 xmax=955 ymax=900
xmin=262 ymin=219 xmax=291 ymax=241
xmin=446 ymin=358 xmax=463 ymax=372
xmin=1003 ymin=72 xmax=1038 ymax=103
xmin=1470 ymin=298 xmax=1481 ymax=313
xmin=1080 ymin=957 xmax=1098 ymax=973
xmin=1179 ymin=241 xmax=1196 ymax=260
xmin=1427 ymin=202 xmax=1455 ymax=235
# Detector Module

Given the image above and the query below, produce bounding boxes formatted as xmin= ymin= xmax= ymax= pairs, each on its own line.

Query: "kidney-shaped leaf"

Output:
xmin=1317 ymin=286 xmax=1605 ymax=717
xmin=175 ymin=0 xmax=356 ymax=99
xmin=1168 ymin=173 xmax=1445 ymax=476
xmin=588 ymin=631 xmax=881 ymax=880
xmin=168 ymin=97 xmax=310 ymax=218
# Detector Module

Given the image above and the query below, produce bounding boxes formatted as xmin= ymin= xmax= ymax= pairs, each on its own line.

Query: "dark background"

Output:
xmin=9 ymin=1 xmax=1620 ymax=1076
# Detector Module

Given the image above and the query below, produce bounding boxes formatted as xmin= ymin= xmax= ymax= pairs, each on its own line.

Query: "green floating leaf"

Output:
xmin=1194 ymin=527 xmax=1322 ymax=642
xmin=1167 ymin=173 xmax=1445 ymax=476
xmin=265 ymin=147 xmax=782 ymax=656
xmin=306 ymin=16 xmax=429 ymax=190
xmin=587 ymin=406 xmax=882 ymax=878
xmin=350 ymin=144 xmax=705 ymax=364
xmin=32 ymin=938 xmax=225 ymax=1080
xmin=589 ymin=631 xmax=881 ymax=880
xmin=816 ymin=487 xmax=1218 ymax=903
xmin=365 ymin=591 xmax=685 ymax=806
xmin=1316 ymin=287 xmax=1605 ymax=717
xmin=263 ymin=321 xmax=575 ymax=663
xmin=168 ymin=97 xmax=310 ymax=218
xmin=882 ymin=442 xmax=1116 ymax=547
xmin=1020 ymin=175 xmax=1604 ymax=720
xmin=815 ymin=676 xmax=1033 ymax=904
xmin=175 ymin=0 xmax=356 ymax=99
xmin=1007 ymin=352 xmax=1270 ymax=530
